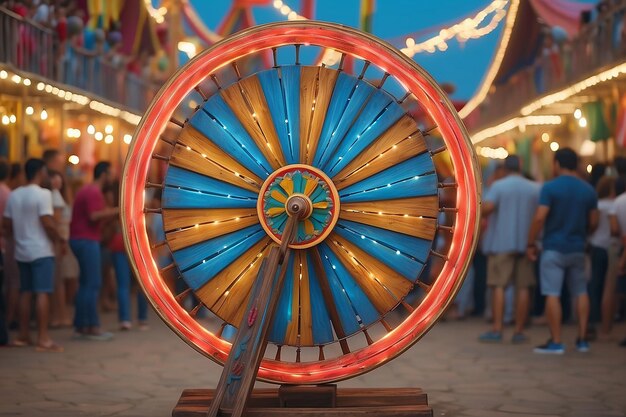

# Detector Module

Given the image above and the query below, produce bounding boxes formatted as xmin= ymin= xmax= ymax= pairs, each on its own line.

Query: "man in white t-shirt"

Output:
xmin=3 ymin=158 xmax=64 ymax=352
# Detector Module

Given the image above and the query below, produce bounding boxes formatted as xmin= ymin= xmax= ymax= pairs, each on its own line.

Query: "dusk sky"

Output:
xmin=189 ymin=0 xmax=505 ymax=100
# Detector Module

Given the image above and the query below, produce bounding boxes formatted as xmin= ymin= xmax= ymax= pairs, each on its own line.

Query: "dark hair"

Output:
xmin=0 ymin=158 xmax=9 ymax=181
xmin=48 ymin=169 xmax=66 ymax=199
xmin=554 ymin=147 xmax=578 ymax=171
xmin=24 ymin=158 xmax=46 ymax=182
xmin=9 ymin=162 xmax=21 ymax=180
xmin=93 ymin=161 xmax=111 ymax=180
xmin=504 ymin=155 xmax=521 ymax=172
xmin=42 ymin=149 xmax=59 ymax=165
xmin=614 ymin=156 xmax=626 ymax=176
xmin=589 ymin=163 xmax=606 ymax=188
xmin=595 ymin=176 xmax=615 ymax=199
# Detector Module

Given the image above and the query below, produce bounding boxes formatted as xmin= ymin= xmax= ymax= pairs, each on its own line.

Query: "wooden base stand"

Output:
xmin=173 ymin=386 xmax=433 ymax=417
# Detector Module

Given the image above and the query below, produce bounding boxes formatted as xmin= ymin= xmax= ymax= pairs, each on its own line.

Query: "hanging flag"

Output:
xmin=584 ymin=101 xmax=611 ymax=142
xmin=360 ymin=0 xmax=375 ymax=33
xmin=119 ymin=0 xmax=161 ymax=56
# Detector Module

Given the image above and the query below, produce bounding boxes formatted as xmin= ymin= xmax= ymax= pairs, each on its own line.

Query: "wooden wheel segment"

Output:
xmin=121 ymin=21 xmax=481 ymax=385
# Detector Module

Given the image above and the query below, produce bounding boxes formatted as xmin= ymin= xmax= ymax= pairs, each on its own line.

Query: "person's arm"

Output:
xmin=588 ymin=208 xmax=600 ymax=234
xmin=2 ymin=217 xmax=12 ymax=239
xmin=527 ymin=205 xmax=550 ymax=261
xmin=610 ymin=214 xmax=620 ymax=236
xmin=40 ymin=215 xmax=63 ymax=244
xmin=89 ymin=206 xmax=119 ymax=222
xmin=481 ymin=201 xmax=496 ymax=217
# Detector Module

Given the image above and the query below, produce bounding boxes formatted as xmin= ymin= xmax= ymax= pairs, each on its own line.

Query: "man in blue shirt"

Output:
xmin=527 ymin=148 xmax=598 ymax=354
xmin=479 ymin=155 xmax=539 ymax=344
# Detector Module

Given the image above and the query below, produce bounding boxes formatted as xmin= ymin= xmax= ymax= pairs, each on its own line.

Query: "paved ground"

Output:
xmin=1 ymin=312 xmax=626 ymax=417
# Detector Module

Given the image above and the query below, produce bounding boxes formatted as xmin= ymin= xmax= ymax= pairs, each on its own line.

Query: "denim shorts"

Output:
xmin=539 ymin=250 xmax=587 ymax=297
xmin=18 ymin=257 xmax=55 ymax=293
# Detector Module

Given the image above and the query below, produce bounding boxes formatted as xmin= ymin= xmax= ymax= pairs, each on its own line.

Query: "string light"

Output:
xmin=144 ymin=0 xmax=167 ymax=24
xmin=25 ymin=106 xmax=34 ymax=115
xmin=1 ymin=115 xmax=9 ymax=125
xmin=472 ymin=115 xmax=562 ymax=144
xmin=475 ymin=146 xmax=508 ymax=159
xmin=574 ymin=108 xmax=582 ymax=119
xmin=95 ymin=132 xmax=103 ymax=141
xmin=123 ymin=134 xmax=133 ymax=144
xmin=521 ymin=62 xmax=626 ymax=115
xmin=178 ymin=41 xmax=197 ymax=59
xmin=0 ymin=68 xmax=139 ymax=124
xmin=105 ymin=124 xmax=113 ymax=134
xmin=578 ymin=117 xmax=587 ymax=128
xmin=104 ymin=135 xmax=114 ymax=144
xmin=68 ymin=155 xmax=80 ymax=165
xmin=550 ymin=142 xmax=559 ymax=151
xmin=9 ymin=115 xmax=16 ymax=124
xmin=401 ymin=0 xmax=508 ymax=58
xmin=460 ymin=0 xmax=519 ymax=119
xmin=87 ymin=125 xmax=95 ymax=135
xmin=40 ymin=109 xmax=48 ymax=120
xmin=272 ymin=1 xmax=306 ymax=20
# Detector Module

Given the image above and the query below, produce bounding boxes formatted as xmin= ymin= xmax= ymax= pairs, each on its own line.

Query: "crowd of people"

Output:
xmin=470 ymin=149 xmax=626 ymax=353
xmin=0 ymin=151 xmax=149 ymax=351
xmin=1 ymin=0 xmax=166 ymax=108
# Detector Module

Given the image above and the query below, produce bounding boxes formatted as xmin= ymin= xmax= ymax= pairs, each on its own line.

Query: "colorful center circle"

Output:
xmin=257 ymin=164 xmax=340 ymax=249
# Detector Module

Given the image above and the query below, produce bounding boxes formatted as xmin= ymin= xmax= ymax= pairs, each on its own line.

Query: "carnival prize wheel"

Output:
xmin=121 ymin=21 xmax=480 ymax=385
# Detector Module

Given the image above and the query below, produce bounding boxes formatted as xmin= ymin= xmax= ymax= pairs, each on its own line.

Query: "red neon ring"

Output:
xmin=121 ymin=21 xmax=481 ymax=384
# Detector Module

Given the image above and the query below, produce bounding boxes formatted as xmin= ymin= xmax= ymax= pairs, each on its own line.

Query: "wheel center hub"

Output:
xmin=257 ymin=164 xmax=340 ymax=249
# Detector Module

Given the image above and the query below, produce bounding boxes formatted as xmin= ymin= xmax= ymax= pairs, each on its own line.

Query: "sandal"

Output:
xmin=9 ymin=339 xmax=32 ymax=347
xmin=35 ymin=342 xmax=64 ymax=353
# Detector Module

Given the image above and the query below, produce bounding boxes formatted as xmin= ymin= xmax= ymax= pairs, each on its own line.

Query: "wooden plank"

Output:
xmin=173 ymin=388 xmax=431 ymax=417
xmin=279 ymin=385 xmax=336 ymax=408
xmin=333 ymin=118 xmax=425 ymax=190
xmin=309 ymin=247 xmax=350 ymax=355
xmin=341 ymin=196 xmax=439 ymax=220
xmin=170 ymin=144 xmax=260 ymax=194
xmin=162 ymin=207 xmax=258 ymax=231
xmin=195 ymin=238 xmax=272 ymax=325
xmin=300 ymin=67 xmax=339 ymax=164
xmin=327 ymin=233 xmax=413 ymax=313
xmin=177 ymin=126 xmax=263 ymax=189
xmin=165 ymin=215 xmax=259 ymax=252
xmin=221 ymin=76 xmax=285 ymax=169
xmin=339 ymin=210 xmax=436 ymax=240
xmin=284 ymin=251 xmax=314 ymax=346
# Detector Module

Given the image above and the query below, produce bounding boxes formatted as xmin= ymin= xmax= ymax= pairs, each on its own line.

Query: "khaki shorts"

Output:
xmin=487 ymin=253 xmax=535 ymax=289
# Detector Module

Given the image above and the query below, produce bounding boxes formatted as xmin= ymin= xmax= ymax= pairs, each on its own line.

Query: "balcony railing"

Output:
xmin=468 ymin=1 xmax=626 ymax=131
xmin=0 ymin=6 xmax=159 ymax=114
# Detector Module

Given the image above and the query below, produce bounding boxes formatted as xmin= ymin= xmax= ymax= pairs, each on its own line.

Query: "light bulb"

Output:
xmin=40 ymin=109 xmax=48 ymax=120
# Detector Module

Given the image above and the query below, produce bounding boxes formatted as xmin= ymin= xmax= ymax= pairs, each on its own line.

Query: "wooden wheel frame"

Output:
xmin=121 ymin=21 xmax=481 ymax=385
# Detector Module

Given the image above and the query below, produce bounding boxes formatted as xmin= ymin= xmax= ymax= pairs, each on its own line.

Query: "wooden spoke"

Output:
xmin=309 ymin=247 xmax=350 ymax=354
xmin=162 ymin=207 xmax=258 ymax=231
xmin=177 ymin=126 xmax=263 ymax=191
xmin=164 ymin=209 xmax=259 ymax=252
xmin=284 ymin=251 xmax=313 ymax=346
xmin=299 ymin=66 xmax=339 ymax=164
xmin=221 ymin=76 xmax=286 ymax=168
xmin=195 ymin=238 xmax=273 ymax=325
xmin=333 ymin=116 xmax=426 ymax=190
xmin=326 ymin=233 xmax=413 ymax=313
xmin=339 ymin=197 xmax=438 ymax=240
xmin=341 ymin=196 xmax=439 ymax=219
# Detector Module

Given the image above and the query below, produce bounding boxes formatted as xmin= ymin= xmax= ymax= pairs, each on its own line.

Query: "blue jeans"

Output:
xmin=71 ymin=239 xmax=102 ymax=329
xmin=111 ymin=251 xmax=148 ymax=322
